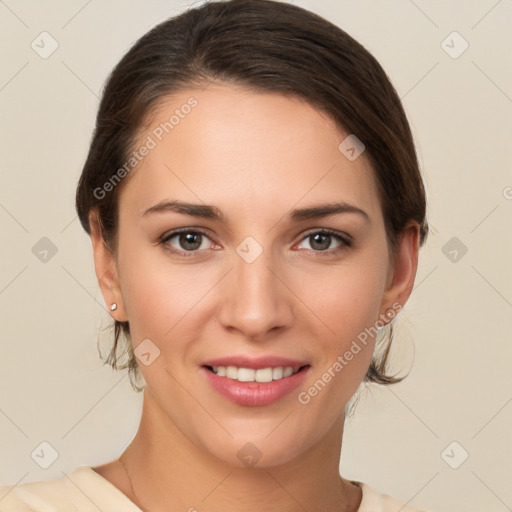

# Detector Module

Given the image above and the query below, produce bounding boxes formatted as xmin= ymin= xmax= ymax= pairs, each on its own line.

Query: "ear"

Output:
xmin=380 ymin=221 xmax=421 ymax=320
xmin=89 ymin=209 xmax=128 ymax=322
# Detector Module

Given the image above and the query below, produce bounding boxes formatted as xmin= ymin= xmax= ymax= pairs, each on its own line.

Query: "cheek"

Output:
xmin=297 ymin=256 xmax=388 ymax=345
xmin=293 ymin=251 xmax=389 ymax=407
xmin=116 ymin=236 xmax=173 ymax=341
xmin=294 ymin=261 xmax=387 ymax=421
xmin=116 ymin=238 xmax=218 ymax=345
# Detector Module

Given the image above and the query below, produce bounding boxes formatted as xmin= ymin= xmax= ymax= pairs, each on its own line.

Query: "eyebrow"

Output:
xmin=142 ymin=199 xmax=370 ymax=224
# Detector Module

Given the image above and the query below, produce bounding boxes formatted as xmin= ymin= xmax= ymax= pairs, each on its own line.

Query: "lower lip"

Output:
xmin=201 ymin=366 xmax=310 ymax=407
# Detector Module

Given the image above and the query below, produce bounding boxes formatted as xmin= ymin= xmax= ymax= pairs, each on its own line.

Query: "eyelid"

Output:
xmin=161 ymin=226 xmax=213 ymax=241
xmin=299 ymin=227 xmax=353 ymax=244
xmin=295 ymin=227 xmax=352 ymax=254
xmin=160 ymin=227 xmax=217 ymax=253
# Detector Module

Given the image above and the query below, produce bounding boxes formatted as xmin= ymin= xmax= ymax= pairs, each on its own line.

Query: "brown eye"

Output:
xmin=161 ymin=229 xmax=214 ymax=257
xmin=297 ymin=229 xmax=352 ymax=255
xmin=309 ymin=233 xmax=332 ymax=251
xmin=177 ymin=232 xmax=203 ymax=251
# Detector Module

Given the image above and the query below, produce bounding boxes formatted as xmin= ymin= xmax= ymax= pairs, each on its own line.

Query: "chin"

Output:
xmin=199 ymin=431 xmax=310 ymax=470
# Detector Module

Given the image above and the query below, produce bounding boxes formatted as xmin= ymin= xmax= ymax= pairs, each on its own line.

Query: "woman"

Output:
xmin=0 ymin=0 xmax=433 ymax=510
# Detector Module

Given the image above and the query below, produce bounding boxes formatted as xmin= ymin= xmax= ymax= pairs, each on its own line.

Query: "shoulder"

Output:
xmin=0 ymin=466 xmax=141 ymax=512
xmin=355 ymin=480 xmax=434 ymax=512
xmin=0 ymin=473 xmax=69 ymax=512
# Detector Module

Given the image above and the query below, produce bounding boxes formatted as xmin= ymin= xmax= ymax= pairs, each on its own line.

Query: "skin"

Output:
xmin=89 ymin=83 xmax=420 ymax=511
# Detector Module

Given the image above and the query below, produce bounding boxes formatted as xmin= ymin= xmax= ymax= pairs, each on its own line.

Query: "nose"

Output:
xmin=217 ymin=243 xmax=294 ymax=340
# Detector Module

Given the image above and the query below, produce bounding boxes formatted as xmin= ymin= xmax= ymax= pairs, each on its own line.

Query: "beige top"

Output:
xmin=0 ymin=466 xmax=431 ymax=511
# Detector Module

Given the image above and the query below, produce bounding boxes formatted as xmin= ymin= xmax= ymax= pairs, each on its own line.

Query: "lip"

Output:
xmin=201 ymin=357 xmax=311 ymax=407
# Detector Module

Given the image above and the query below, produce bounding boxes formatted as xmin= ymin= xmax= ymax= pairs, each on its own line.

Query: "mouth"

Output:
xmin=200 ymin=358 xmax=311 ymax=407
xmin=203 ymin=364 xmax=310 ymax=383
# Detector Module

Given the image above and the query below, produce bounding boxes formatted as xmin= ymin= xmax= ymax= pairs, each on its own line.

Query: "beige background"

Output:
xmin=1 ymin=1 xmax=511 ymax=511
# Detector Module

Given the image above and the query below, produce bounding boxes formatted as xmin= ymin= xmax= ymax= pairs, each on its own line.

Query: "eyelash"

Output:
xmin=159 ymin=227 xmax=353 ymax=259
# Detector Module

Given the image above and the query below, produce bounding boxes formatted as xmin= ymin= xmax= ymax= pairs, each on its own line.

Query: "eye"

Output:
xmin=160 ymin=228 xmax=215 ymax=257
xmin=296 ymin=229 xmax=352 ymax=255
xmin=159 ymin=227 xmax=352 ymax=259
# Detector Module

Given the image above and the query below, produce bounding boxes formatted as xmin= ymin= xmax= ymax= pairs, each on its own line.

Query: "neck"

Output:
xmin=118 ymin=387 xmax=360 ymax=512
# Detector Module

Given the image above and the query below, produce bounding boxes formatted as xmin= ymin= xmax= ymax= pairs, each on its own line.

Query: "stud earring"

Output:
xmin=110 ymin=303 xmax=117 ymax=311
xmin=385 ymin=308 xmax=394 ymax=319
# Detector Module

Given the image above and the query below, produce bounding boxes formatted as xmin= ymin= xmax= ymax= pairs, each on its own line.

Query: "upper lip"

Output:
xmin=202 ymin=355 xmax=309 ymax=371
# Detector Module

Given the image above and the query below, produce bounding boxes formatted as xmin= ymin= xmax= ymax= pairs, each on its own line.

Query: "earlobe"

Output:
xmin=89 ymin=210 xmax=128 ymax=321
xmin=380 ymin=221 xmax=421 ymax=322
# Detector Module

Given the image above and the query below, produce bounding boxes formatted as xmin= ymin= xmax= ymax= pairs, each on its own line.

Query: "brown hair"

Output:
xmin=76 ymin=0 xmax=428 ymax=392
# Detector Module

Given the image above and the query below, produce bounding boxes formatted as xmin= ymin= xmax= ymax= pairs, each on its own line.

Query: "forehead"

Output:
xmin=119 ymin=83 xmax=381 ymax=222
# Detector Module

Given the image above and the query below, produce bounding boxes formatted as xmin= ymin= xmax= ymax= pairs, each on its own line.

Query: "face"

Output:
xmin=94 ymin=83 xmax=416 ymax=468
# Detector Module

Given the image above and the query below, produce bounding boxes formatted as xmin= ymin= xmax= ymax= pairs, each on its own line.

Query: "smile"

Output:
xmin=202 ymin=364 xmax=311 ymax=407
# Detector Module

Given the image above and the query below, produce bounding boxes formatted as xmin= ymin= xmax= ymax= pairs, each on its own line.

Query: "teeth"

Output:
xmin=272 ymin=367 xmax=283 ymax=380
xmin=283 ymin=367 xmax=294 ymax=377
xmin=226 ymin=366 xmax=238 ymax=379
xmin=255 ymin=367 xmax=273 ymax=382
xmin=210 ymin=365 xmax=301 ymax=382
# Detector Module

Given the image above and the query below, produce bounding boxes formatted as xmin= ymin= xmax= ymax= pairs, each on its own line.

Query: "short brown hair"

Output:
xmin=76 ymin=0 xmax=428 ymax=392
